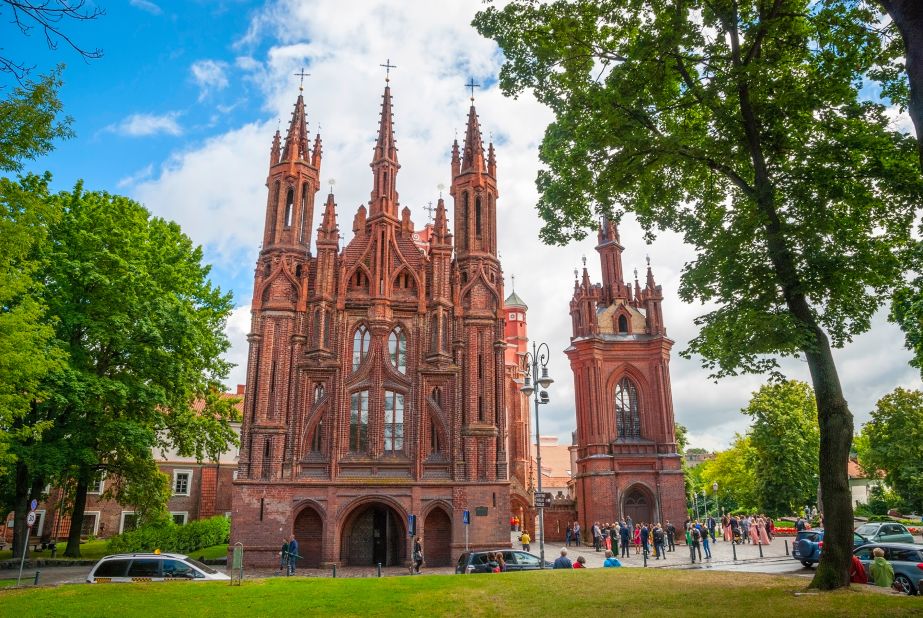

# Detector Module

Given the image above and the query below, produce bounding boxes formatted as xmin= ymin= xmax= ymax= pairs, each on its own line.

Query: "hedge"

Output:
xmin=106 ymin=515 xmax=230 ymax=555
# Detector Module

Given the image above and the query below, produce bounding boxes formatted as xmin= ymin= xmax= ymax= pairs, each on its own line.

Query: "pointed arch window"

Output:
xmin=299 ymin=182 xmax=308 ymax=242
xmin=349 ymin=391 xmax=369 ymax=452
xmin=352 ymin=325 xmax=370 ymax=371
xmin=475 ymin=195 xmax=482 ymax=238
xmin=388 ymin=327 xmax=407 ymax=373
xmin=313 ymin=383 xmax=325 ymax=403
xmin=284 ymin=187 xmax=294 ymax=228
xmin=384 ymin=390 xmax=404 ymax=452
xmin=615 ymin=377 xmax=641 ymax=439
xmin=310 ymin=418 xmax=324 ymax=453
xmin=617 ymin=314 xmax=629 ymax=334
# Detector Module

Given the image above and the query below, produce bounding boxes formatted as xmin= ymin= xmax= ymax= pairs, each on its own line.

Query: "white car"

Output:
xmin=87 ymin=553 xmax=230 ymax=583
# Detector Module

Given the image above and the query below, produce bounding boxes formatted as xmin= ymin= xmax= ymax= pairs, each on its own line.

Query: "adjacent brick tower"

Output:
xmin=566 ymin=218 xmax=685 ymax=530
xmin=231 ymin=78 xmax=520 ymax=568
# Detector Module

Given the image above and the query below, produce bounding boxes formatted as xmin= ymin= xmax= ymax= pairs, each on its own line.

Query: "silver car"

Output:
xmin=87 ymin=553 xmax=230 ymax=583
xmin=853 ymin=543 xmax=923 ymax=595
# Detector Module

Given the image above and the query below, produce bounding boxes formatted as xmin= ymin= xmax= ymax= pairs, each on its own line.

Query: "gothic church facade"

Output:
xmin=230 ymin=79 xmax=533 ymax=568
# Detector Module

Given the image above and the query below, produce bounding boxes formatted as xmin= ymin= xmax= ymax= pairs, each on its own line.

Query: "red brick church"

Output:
xmin=230 ymin=77 xmax=535 ymax=568
xmin=566 ymin=219 xmax=686 ymax=529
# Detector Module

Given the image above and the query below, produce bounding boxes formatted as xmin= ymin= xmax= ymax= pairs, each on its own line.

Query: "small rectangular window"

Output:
xmin=172 ymin=470 xmax=192 ymax=496
xmin=171 ymin=512 xmax=188 ymax=525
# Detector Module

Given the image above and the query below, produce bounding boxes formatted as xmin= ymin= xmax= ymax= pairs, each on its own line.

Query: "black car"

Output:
xmin=455 ymin=549 xmax=553 ymax=573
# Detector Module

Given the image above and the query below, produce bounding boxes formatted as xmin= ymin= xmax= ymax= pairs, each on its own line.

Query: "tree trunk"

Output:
xmin=879 ymin=0 xmax=923 ymax=171
xmin=64 ymin=477 xmax=89 ymax=558
xmin=11 ymin=461 xmax=30 ymax=560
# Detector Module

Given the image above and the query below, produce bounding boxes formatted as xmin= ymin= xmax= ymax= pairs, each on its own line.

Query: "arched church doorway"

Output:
xmin=293 ymin=504 xmax=323 ymax=568
xmin=623 ymin=486 xmax=654 ymax=524
xmin=340 ymin=502 xmax=406 ymax=566
xmin=510 ymin=494 xmax=533 ymax=533
xmin=423 ymin=507 xmax=452 ymax=566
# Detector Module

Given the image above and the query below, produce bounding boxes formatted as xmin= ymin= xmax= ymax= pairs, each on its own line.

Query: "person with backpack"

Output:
xmin=688 ymin=524 xmax=702 ymax=563
xmin=652 ymin=524 xmax=666 ymax=560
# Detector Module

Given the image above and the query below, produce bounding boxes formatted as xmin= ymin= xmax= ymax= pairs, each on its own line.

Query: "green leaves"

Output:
xmin=0 ymin=69 xmax=72 ymax=173
xmin=858 ymin=388 xmax=923 ymax=512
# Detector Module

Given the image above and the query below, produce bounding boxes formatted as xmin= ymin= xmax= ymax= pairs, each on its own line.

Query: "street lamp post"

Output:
xmin=702 ymin=490 xmax=708 ymax=518
xmin=712 ymin=481 xmax=719 ymax=517
xmin=520 ymin=341 xmax=554 ymax=569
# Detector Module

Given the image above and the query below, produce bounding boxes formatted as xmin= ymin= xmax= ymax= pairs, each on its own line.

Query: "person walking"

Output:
xmin=666 ymin=521 xmax=676 ymax=552
xmin=411 ymin=537 xmax=424 ymax=574
xmin=573 ymin=522 xmax=581 ymax=547
xmin=701 ymin=526 xmax=712 ymax=559
xmin=653 ymin=524 xmax=666 ymax=560
xmin=553 ymin=548 xmax=573 ymax=569
xmin=869 ymin=547 xmax=894 ymax=588
xmin=730 ymin=515 xmax=740 ymax=544
xmin=758 ymin=516 xmax=770 ymax=545
xmin=640 ymin=523 xmax=650 ymax=557
xmin=279 ymin=536 xmax=289 ymax=574
xmin=286 ymin=534 xmax=299 ymax=576
xmin=619 ymin=522 xmax=630 ymax=558
xmin=520 ymin=530 xmax=531 ymax=553
xmin=707 ymin=515 xmax=716 ymax=543
xmin=741 ymin=515 xmax=751 ymax=543
xmin=749 ymin=517 xmax=761 ymax=545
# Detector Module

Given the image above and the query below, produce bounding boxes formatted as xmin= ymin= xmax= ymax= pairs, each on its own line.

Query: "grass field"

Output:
xmin=0 ymin=568 xmax=919 ymax=617
xmin=0 ymin=541 xmax=228 ymax=562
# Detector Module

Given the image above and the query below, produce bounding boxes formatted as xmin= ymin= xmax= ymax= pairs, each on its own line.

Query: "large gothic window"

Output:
xmin=352 ymin=325 xmax=370 ymax=371
xmin=615 ymin=377 xmax=641 ymax=439
xmin=389 ymin=327 xmax=407 ymax=373
xmin=310 ymin=418 xmax=324 ymax=453
xmin=284 ymin=187 xmax=294 ymax=228
xmin=349 ymin=391 xmax=369 ymax=452
xmin=384 ymin=391 xmax=404 ymax=452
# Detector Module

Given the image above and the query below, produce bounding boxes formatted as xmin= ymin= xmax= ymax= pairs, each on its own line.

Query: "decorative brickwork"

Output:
xmin=566 ymin=219 xmax=686 ymax=533
xmin=231 ymin=81 xmax=530 ymax=568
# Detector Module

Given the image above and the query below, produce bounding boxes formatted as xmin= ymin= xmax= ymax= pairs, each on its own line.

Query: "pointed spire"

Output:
xmin=317 ymin=192 xmax=338 ymax=243
xmin=487 ymin=138 xmax=496 ymax=177
xmin=646 ymin=256 xmax=656 ymax=290
xmin=282 ymin=94 xmax=310 ymax=162
xmin=581 ymin=255 xmax=591 ymax=288
xmin=433 ymin=197 xmax=451 ymax=245
xmin=372 ymin=83 xmax=398 ymax=166
xmin=634 ymin=268 xmax=643 ymax=300
xmin=451 ymin=137 xmax=460 ymax=178
xmin=312 ymin=131 xmax=323 ymax=168
xmin=270 ymin=128 xmax=281 ymax=167
xmin=461 ymin=104 xmax=485 ymax=173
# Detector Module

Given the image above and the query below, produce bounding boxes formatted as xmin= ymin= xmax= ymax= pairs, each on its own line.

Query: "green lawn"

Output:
xmin=0 ymin=541 xmax=228 ymax=562
xmin=0 ymin=569 xmax=919 ymax=617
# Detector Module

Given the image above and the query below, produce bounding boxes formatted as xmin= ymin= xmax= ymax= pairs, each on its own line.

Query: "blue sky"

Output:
xmin=4 ymin=0 xmax=920 ymax=450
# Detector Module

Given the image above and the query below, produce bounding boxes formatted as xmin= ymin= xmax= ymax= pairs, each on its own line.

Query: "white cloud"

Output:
xmin=116 ymin=163 xmax=154 ymax=189
xmin=190 ymin=60 xmax=230 ymax=101
xmin=133 ymin=0 xmax=922 ymax=446
xmin=130 ymin=0 xmax=162 ymax=15
xmin=107 ymin=112 xmax=182 ymax=137
xmin=884 ymin=105 xmax=915 ymax=134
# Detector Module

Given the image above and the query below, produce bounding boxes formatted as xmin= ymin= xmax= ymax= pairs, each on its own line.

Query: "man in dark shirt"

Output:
xmin=666 ymin=521 xmax=676 ymax=552
xmin=553 ymin=548 xmax=573 ymax=569
xmin=619 ymin=522 xmax=630 ymax=558
xmin=640 ymin=523 xmax=650 ymax=556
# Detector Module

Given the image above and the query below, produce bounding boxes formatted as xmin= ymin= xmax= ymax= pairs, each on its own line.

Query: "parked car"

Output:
xmin=455 ymin=549 xmax=553 ymax=573
xmin=854 ymin=543 xmax=923 ymax=595
xmin=854 ymin=522 xmax=916 ymax=544
xmin=792 ymin=529 xmax=868 ymax=568
xmin=87 ymin=553 xmax=230 ymax=583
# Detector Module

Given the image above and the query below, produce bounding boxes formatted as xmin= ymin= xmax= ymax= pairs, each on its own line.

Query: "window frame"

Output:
xmin=389 ymin=327 xmax=407 ymax=373
xmin=120 ymin=511 xmax=138 ymax=534
xmin=170 ymin=511 xmax=189 ymax=526
xmin=172 ymin=469 xmax=193 ymax=496
xmin=614 ymin=377 xmax=641 ymax=439
xmin=352 ymin=325 xmax=371 ymax=371
xmin=349 ymin=390 xmax=369 ymax=452
xmin=87 ymin=472 xmax=105 ymax=495
xmin=384 ymin=390 xmax=405 ymax=453
xmin=81 ymin=511 xmax=101 ymax=537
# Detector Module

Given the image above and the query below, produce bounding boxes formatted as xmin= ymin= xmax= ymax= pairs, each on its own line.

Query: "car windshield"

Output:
xmin=855 ymin=525 xmax=878 ymax=535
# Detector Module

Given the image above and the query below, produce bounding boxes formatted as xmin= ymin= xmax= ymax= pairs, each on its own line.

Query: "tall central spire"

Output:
xmin=282 ymin=93 xmax=310 ymax=162
xmin=369 ymin=80 xmax=400 ymax=217
xmin=461 ymin=103 xmax=485 ymax=173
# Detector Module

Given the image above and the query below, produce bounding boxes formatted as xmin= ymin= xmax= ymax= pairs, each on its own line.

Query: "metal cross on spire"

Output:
xmin=511 ymin=274 xmax=516 ymax=292
xmin=465 ymin=78 xmax=480 ymax=101
xmin=424 ymin=201 xmax=435 ymax=223
xmin=380 ymin=58 xmax=397 ymax=81
xmin=294 ymin=68 xmax=310 ymax=91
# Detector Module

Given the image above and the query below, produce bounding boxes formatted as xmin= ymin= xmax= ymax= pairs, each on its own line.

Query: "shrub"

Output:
xmin=106 ymin=516 xmax=229 ymax=555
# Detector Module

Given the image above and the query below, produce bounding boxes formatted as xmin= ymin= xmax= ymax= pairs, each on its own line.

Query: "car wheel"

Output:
xmin=893 ymin=574 xmax=915 ymax=596
xmin=801 ymin=560 xmax=814 ymax=568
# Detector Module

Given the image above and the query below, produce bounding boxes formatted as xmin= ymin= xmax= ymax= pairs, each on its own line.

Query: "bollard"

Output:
xmin=34 ymin=570 xmax=40 ymax=586
xmin=784 ymin=540 xmax=789 ymax=556
xmin=732 ymin=542 xmax=737 ymax=561
xmin=643 ymin=549 xmax=648 ymax=567
xmin=758 ymin=542 xmax=763 ymax=558
xmin=377 ymin=562 xmax=382 ymax=577
xmin=332 ymin=564 xmax=337 ymax=578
